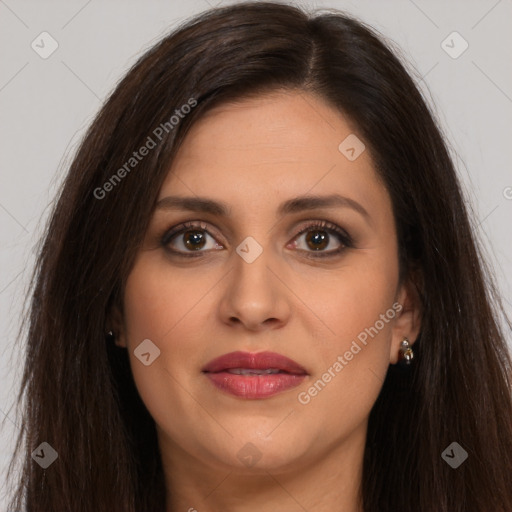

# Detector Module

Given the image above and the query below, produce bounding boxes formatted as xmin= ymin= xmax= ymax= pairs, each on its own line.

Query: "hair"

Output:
xmin=5 ymin=2 xmax=512 ymax=511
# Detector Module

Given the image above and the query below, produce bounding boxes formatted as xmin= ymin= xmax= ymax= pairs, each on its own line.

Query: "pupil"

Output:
xmin=184 ymin=230 xmax=206 ymax=250
xmin=306 ymin=230 xmax=328 ymax=250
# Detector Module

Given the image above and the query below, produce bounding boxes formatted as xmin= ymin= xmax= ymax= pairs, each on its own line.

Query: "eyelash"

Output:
xmin=161 ymin=220 xmax=354 ymax=259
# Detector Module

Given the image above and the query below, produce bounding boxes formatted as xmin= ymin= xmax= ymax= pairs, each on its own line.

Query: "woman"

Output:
xmin=6 ymin=2 xmax=512 ymax=511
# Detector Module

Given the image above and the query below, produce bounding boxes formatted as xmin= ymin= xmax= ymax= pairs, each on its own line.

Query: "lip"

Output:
xmin=202 ymin=351 xmax=308 ymax=399
xmin=202 ymin=351 xmax=308 ymax=374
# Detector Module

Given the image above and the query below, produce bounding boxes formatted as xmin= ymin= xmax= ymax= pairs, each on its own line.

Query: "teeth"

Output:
xmin=226 ymin=368 xmax=282 ymax=375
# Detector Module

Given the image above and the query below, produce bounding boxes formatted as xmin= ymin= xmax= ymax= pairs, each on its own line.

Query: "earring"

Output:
xmin=105 ymin=330 xmax=116 ymax=342
xmin=398 ymin=337 xmax=414 ymax=365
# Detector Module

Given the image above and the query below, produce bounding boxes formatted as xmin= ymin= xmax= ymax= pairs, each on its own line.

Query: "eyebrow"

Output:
xmin=155 ymin=193 xmax=371 ymax=222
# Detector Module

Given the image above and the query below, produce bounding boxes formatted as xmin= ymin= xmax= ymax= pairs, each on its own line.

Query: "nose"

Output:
xmin=218 ymin=248 xmax=291 ymax=332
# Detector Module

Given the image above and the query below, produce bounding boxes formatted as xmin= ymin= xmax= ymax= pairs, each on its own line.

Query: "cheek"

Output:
xmin=122 ymin=256 xmax=210 ymax=341
xmin=294 ymin=249 xmax=398 ymax=353
xmin=330 ymin=268 xmax=396 ymax=347
xmin=292 ymin=254 xmax=398 ymax=429
xmin=120 ymin=259 xmax=206 ymax=434
xmin=121 ymin=257 xmax=184 ymax=345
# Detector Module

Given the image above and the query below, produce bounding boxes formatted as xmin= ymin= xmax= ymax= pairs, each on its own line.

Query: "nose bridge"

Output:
xmin=219 ymin=235 xmax=290 ymax=329
xmin=231 ymin=238 xmax=276 ymax=304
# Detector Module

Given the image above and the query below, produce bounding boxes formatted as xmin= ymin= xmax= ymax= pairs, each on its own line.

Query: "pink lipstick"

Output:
xmin=202 ymin=351 xmax=308 ymax=399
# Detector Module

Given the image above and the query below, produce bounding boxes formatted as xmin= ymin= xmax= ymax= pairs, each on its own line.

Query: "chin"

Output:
xmin=223 ymin=431 xmax=310 ymax=473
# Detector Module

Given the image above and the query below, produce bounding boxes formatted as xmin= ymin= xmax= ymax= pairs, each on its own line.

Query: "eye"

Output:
xmin=289 ymin=220 xmax=353 ymax=258
xmin=161 ymin=220 xmax=353 ymax=258
xmin=161 ymin=221 xmax=223 ymax=256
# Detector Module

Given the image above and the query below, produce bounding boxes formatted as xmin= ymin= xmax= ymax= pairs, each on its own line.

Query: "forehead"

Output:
xmin=159 ymin=91 xmax=388 ymax=218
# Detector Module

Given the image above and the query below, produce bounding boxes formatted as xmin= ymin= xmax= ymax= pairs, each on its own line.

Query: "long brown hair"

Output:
xmin=6 ymin=2 xmax=512 ymax=511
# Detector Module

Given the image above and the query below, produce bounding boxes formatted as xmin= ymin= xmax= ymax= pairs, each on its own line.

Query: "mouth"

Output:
xmin=202 ymin=351 xmax=308 ymax=399
xmin=219 ymin=368 xmax=294 ymax=375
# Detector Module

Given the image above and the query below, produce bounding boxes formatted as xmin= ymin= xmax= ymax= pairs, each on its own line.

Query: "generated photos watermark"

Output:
xmin=297 ymin=301 xmax=403 ymax=405
xmin=93 ymin=98 xmax=197 ymax=200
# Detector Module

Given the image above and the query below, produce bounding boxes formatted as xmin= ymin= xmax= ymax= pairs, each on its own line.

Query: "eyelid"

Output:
xmin=288 ymin=220 xmax=353 ymax=258
xmin=161 ymin=220 xmax=223 ymax=246
xmin=161 ymin=219 xmax=353 ymax=256
xmin=293 ymin=220 xmax=352 ymax=244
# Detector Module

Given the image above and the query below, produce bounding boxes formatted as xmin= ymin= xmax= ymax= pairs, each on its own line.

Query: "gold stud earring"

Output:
xmin=398 ymin=337 xmax=414 ymax=365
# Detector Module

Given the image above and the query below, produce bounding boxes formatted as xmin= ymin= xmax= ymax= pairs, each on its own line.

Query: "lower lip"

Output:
xmin=204 ymin=371 xmax=307 ymax=399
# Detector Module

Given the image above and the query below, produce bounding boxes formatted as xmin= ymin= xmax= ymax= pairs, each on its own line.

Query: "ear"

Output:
xmin=389 ymin=271 xmax=422 ymax=364
xmin=107 ymin=300 xmax=127 ymax=349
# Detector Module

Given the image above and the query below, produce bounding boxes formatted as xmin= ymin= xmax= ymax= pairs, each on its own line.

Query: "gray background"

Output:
xmin=1 ymin=0 xmax=511 ymax=506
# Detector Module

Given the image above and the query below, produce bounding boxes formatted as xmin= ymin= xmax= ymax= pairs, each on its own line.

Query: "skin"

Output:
xmin=114 ymin=90 xmax=421 ymax=512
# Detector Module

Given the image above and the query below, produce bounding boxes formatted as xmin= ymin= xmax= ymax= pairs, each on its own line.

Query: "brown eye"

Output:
xmin=304 ymin=229 xmax=329 ymax=251
xmin=182 ymin=230 xmax=207 ymax=250
xmin=291 ymin=221 xmax=351 ymax=256
xmin=162 ymin=222 xmax=224 ymax=256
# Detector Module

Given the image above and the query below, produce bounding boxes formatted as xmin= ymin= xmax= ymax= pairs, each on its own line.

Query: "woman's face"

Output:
xmin=117 ymin=90 xmax=420 ymax=475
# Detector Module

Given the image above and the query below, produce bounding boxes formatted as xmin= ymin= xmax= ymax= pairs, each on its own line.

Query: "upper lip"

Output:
xmin=202 ymin=351 xmax=308 ymax=375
